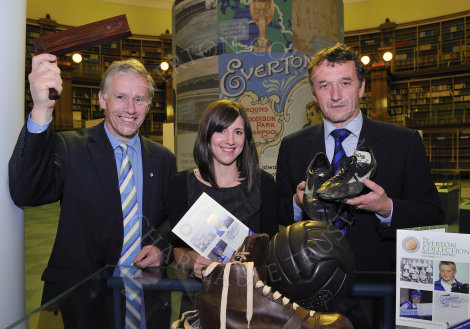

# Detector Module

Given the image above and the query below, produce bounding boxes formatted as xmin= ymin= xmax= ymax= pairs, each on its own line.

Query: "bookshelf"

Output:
xmin=417 ymin=22 xmax=440 ymax=69
xmin=388 ymin=82 xmax=408 ymax=116
xmin=360 ymin=82 xmax=371 ymax=117
xmin=394 ymin=27 xmax=417 ymax=72
xmin=345 ymin=12 xmax=470 ymax=72
xmin=423 ymin=129 xmax=470 ymax=171
xmin=71 ymin=85 xmax=102 ymax=129
xmin=345 ymin=11 xmax=470 ymax=172
xmin=387 ymin=74 xmax=470 ymax=127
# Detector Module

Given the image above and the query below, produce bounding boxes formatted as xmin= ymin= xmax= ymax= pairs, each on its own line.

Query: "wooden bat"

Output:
xmin=33 ymin=14 xmax=132 ymax=99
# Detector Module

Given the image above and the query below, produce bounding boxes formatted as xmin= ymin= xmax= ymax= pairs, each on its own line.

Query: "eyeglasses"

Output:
xmin=111 ymin=94 xmax=150 ymax=106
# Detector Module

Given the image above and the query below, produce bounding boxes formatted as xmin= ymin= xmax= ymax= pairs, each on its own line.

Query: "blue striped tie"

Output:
xmin=121 ymin=267 xmax=143 ymax=329
xmin=331 ymin=129 xmax=351 ymax=175
xmin=118 ymin=144 xmax=142 ymax=329
xmin=118 ymin=144 xmax=141 ymax=266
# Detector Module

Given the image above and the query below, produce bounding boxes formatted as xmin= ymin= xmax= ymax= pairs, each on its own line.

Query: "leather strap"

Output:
xmin=282 ymin=307 xmax=311 ymax=329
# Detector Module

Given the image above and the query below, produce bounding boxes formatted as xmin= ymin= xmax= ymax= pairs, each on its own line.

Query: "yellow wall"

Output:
xmin=27 ymin=0 xmax=470 ymax=36
xmin=27 ymin=0 xmax=172 ymax=36
xmin=345 ymin=0 xmax=470 ymax=31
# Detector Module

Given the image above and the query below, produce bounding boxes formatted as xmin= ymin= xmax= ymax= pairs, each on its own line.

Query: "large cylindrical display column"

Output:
xmin=0 ymin=0 xmax=26 ymax=328
xmin=173 ymin=0 xmax=343 ymax=175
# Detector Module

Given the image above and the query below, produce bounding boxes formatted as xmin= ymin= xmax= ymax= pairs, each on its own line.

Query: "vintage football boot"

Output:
xmin=317 ymin=147 xmax=377 ymax=201
xmin=303 ymin=152 xmax=331 ymax=198
xmin=229 ymin=233 xmax=270 ymax=282
xmin=198 ymin=261 xmax=353 ymax=329
xmin=302 ymin=153 xmax=340 ymax=223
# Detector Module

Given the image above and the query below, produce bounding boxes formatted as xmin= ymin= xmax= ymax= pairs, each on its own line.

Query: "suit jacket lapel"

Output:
xmin=140 ymin=136 xmax=159 ymax=236
xmin=311 ymin=123 xmax=326 ymax=152
xmin=88 ymin=122 xmax=123 ymax=224
xmin=303 ymin=124 xmax=326 ymax=164
xmin=359 ymin=115 xmax=382 ymax=154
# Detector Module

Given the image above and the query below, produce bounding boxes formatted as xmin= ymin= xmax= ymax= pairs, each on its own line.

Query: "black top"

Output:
xmin=169 ymin=169 xmax=279 ymax=248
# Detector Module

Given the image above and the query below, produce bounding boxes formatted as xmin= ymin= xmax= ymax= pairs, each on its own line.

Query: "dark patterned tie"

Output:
xmin=331 ymin=129 xmax=351 ymax=175
xmin=330 ymin=129 xmax=351 ymax=233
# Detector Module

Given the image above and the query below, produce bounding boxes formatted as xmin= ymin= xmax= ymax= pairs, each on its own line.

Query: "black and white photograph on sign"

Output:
xmin=173 ymin=0 xmax=218 ymax=66
xmin=189 ymin=229 xmax=217 ymax=253
xmin=400 ymin=257 xmax=434 ymax=284
xmin=174 ymin=57 xmax=219 ymax=138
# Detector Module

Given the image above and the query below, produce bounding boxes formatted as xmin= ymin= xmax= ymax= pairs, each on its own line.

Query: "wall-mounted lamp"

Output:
xmin=72 ymin=53 xmax=82 ymax=63
xmin=360 ymin=49 xmax=394 ymax=66
xmin=382 ymin=51 xmax=393 ymax=62
xmin=160 ymin=61 xmax=169 ymax=71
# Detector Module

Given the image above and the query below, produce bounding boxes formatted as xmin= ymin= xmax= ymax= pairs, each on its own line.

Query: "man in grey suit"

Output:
xmin=9 ymin=54 xmax=176 ymax=325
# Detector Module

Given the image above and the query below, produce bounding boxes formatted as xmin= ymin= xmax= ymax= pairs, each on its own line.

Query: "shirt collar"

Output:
xmin=103 ymin=121 xmax=140 ymax=152
xmin=323 ymin=112 xmax=363 ymax=140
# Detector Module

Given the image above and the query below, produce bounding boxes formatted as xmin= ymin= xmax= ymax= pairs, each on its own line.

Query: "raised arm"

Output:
xmin=28 ymin=53 xmax=63 ymax=124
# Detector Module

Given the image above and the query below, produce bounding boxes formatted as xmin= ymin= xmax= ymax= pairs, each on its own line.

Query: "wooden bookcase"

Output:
xmin=388 ymin=75 xmax=470 ymax=126
xmin=360 ymin=76 xmax=372 ymax=117
xmin=345 ymin=11 xmax=470 ymax=172
xmin=71 ymin=85 xmax=101 ymax=129
xmin=394 ymin=27 xmax=417 ymax=72
xmin=25 ymin=16 xmax=172 ymax=141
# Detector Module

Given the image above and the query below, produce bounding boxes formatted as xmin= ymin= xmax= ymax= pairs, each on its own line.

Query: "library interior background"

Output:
xmin=17 ymin=0 xmax=470 ymax=325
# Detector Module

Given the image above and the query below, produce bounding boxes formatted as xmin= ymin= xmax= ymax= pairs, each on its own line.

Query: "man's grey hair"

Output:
xmin=100 ymin=58 xmax=155 ymax=100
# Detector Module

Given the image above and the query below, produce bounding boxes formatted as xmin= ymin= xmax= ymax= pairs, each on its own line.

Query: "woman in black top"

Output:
xmin=168 ymin=100 xmax=279 ymax=278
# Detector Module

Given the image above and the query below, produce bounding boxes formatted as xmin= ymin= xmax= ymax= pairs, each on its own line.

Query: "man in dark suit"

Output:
xmin=9 ymin=54 xmax=176 ymax=325
xmin=277 ymin=43 xmax=443 ymax=271
xmin=276 ymin=44 xmax=444 ymax=327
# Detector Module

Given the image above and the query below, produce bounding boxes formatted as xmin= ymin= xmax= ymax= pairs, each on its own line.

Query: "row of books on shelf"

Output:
xmin=73 ymin=98 xmax=99 ymax=105
xmin=368 ymin=47 xmax=466 ymax=65
xmin=392 ymin=87 xmax=470 ymax=96
xmin=442 ymin=25 xmax=464 ymax=34
xmin=389 ymin=106 xmax=470 ymax=117
xmin=73 ymin=90 xmax=98 ymax=98
xmin=417 ymin=34 xmax=465 ymax=45
xmin=406 ymin=94 xmax=470 ymax=102
xmin=400 ymin=23 xmax=464 ymax=38
xmin=442 ymin=32 xmax=465 ymax=41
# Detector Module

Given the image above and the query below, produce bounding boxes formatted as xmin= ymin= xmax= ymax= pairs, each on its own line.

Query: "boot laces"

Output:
xmin=255 ymin=280 xmax=316 ymax=317
xmin=231 ymin=245 xmax=250 ymax=262
xmin=202 ymin=262 xmax=315 ymax=329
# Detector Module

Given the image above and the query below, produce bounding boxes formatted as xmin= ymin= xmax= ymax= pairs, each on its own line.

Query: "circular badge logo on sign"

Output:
xmin=402 ymin=237 xmax=420 ymax=252
xmin=180 ymin=224 xmax=192 ymax=236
